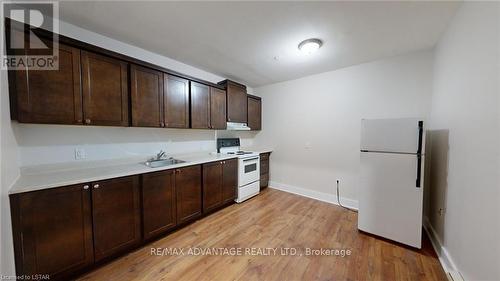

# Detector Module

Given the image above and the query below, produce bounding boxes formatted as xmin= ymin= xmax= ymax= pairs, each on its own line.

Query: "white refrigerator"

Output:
xmin=358 ymin=118 xmax=425 ymax=248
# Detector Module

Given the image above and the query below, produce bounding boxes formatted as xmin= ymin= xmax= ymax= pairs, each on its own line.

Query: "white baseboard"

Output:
xmin=268 ymin=181 xmax=358 ymax=210
xmin=423 ymin=216 xmax=463 ymax=281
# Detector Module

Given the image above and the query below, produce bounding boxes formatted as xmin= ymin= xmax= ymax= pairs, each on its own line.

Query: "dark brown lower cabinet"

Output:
xmin=222 ymin=159 xmax=238 ymax=204
xmin=260 ymin=152 xmax=271 ymax=189
xmin=91 ymin=176 xmax=141 ymax=261
xmin=142 ymin=170 xmax=177 ymax=240
xmin=9 ymin=162 xmax=237 ymax=279
xmin=203 ymin=161 xmax=223 ymax=212
xmin=10 ymin=184 xmax=94 ymax=280
xmin=203 ymin=159 xmax=237 ymax=213
xmin=175 ymin=165 xmax=202 ymax=224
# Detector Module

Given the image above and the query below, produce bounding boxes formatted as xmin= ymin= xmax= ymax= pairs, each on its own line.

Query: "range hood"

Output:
xmin=226 ymin=122 xmax=251 ymax=131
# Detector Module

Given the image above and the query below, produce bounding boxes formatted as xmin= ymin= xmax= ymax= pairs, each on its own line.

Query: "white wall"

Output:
xmin=15 ymin=125 xmax=217 ymax=166
xmin=427 ymin=2 xmax=500 ymax=280
xmin=0 ymin=17 xmax=232 ymax=276
xmin=253 ymin=50 xmax=433 ymax=204
xmin=0 ymin=33 xmax=21 ymax=279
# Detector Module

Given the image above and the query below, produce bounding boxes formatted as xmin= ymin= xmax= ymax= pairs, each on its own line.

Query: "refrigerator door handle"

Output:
xmin=416 ymin=121 xmax=424 ymax=188
xmin=416 ymin=154 xmax=422 ymax=188
xmin=417 ymin=121 xmax=423 ymax=154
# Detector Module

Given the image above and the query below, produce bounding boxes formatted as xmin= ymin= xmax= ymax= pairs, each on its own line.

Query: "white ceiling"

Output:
xmin=59 ymin=1 xmax=461 ymax=87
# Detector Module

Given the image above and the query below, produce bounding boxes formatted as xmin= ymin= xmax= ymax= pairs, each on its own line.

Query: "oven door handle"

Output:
xmin=242 ymin=157 xmax=259 ymax=162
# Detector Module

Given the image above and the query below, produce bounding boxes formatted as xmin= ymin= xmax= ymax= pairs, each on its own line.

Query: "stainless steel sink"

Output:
xmin=144 ymin=158 xmax=186 ymax=168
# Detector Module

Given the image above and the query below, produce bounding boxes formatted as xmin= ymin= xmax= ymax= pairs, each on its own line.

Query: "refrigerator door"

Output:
xmin=358 ymin=151 xmax=424 ymax=248
xmin=361 ymin=118 xmax=424 ymax=154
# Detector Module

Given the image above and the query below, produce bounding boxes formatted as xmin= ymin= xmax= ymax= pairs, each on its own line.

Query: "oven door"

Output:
xmin=238 ymin=156 xmax=260 ymax=186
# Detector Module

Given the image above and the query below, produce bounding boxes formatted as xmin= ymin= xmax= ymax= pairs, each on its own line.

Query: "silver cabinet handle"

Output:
xmin=93 ymin=184 xmax=100 ymax=189
xmin=83 ymin=185 xmax=89 ymax=190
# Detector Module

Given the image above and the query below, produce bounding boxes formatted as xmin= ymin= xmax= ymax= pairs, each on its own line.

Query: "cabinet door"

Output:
xmin=227 ymin=83 xmax=247 ymax=123
xmin=202 ymin=161 xmax=223 ymax=213
xmin=210 ymin=87 xmax=226 ymax=129
xmin=190 ymin=82 xmax=210 ymax=129
xmin=222 ymin=158 xmax=238 ymax=204
xmin=81 ymin=51 xmax=129 ymax=126
xmin=91 ymin=176 xmax=141 ymax=261
xmin=11 ymin=41 xmax=83 ymax=124
xmin=10 ymin=184 xmax=93 ymax=279
xmin=142 ymin=170 xmax=176 ymax=240
xmin=131 ymin=65 xmax=164 ymax=127
xmin=164 ymin=74 xmax=189 ymax=128
xmin=248 ymin=96 xmax=262 ymax=130
xmin=175 ymin=165 xmax=202 ymax=224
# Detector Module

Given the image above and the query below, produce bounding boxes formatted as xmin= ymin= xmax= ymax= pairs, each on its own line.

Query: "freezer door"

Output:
xmin=361 ymin=118 xmax=424 ymax=154
xmin=358 ymin=152 xmax=424 ymax=248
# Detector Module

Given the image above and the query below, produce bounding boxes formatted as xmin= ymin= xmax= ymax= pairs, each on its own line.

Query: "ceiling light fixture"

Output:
xmin=298 ymin=38 xmax=322 ymax=54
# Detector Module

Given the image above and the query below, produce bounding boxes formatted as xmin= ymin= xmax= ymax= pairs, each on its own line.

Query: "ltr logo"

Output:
xmin=1 ymin=1 xmax=59 ymax=70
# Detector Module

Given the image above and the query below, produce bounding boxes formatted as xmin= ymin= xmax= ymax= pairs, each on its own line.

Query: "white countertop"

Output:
xmin=10 ymin=152 xmax=238 ymax=195
xmin=241 ymin=146 xmax=274 ymax=154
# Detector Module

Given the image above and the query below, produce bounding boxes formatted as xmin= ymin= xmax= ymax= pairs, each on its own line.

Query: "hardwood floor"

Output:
xmin=78 ymin=188 xmax=447 ymax=281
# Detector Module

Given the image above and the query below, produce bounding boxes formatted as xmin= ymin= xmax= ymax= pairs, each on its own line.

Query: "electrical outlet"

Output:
xmin=439 ymin=208 xmax=446 ymax=216
xmin=74 ymin=147 xmax=86 ymax=160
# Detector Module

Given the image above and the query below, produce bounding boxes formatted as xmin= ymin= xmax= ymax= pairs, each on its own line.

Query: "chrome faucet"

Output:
xmin=156 ymin=150 xmax=166 ymax=160
xmin=149 ymin=150 xmax=166 ymax=161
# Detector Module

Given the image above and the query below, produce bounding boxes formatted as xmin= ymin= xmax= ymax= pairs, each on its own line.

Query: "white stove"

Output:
xmin=217 ymin=138 xmax=260 ymax=203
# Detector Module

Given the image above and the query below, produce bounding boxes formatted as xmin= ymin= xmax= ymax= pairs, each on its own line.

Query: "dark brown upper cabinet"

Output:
xmin=210 ymin=87 xmax=227 ymax=129
xmin=142 ymin=170 xmax=176 ymax=240
xmin=81 ymin=51 xmax=129 ymax=126
xmin=7 ymin=20 xmax=261 ymax=131
xmin=131 ymin=65 xmax=164 ymax=127
xmin=91 ymin=176 xmax=141 ymax=262
xmin=8 ymin=39 xmax=83 ymax=125
xmin=164 ymin=74 xmax=190 ymax=128
xmin=218 ymin=80 xmax=247 ymax=123
xmin=175 ymin=165 xmax=202 ymax=224
xmin=10 ymin=184 xmax=94 ymax=279
xmin=190 ymin=82 xmax=210 ymax=129
xmin=247 ymin=95 xmax=262 ymax=130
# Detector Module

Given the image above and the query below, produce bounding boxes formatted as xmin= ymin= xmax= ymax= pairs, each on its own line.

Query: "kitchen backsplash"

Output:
xmin=13 ymin=123 xmax=256 ymax=166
